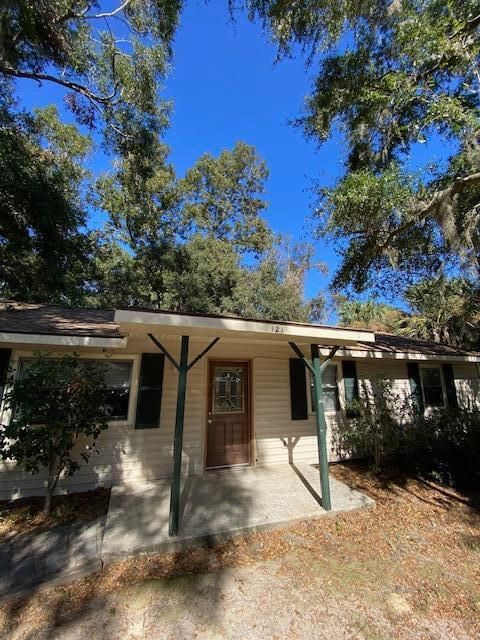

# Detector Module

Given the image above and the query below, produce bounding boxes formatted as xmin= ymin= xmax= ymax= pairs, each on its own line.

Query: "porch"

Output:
xmin=101 ymin=463 xmax=374 ymax=559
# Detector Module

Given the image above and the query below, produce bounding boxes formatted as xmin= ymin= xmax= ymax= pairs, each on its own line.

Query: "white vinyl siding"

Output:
xmin=0 ymin=337 xmax=478 ymax=500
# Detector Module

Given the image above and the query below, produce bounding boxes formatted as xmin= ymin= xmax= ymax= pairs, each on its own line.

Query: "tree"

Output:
xmin=0 ymin=0 xmax=184 ymax=304
xmin=179 ymin=142 xmax=271 ymax=254
xmin=0 ymin=0 xmax=182 ymax=143
xmin=242 ymin=1 xmax=480 ymax=293
xmin=337 ymin=297 xmax=404 ymax=333
xmin=96 ymin=138 xmax=317 ymax=319
xmin=399 ymin=276 xmax=480 ymax=349
xmin=0 ymin=354 xmax=109 ymax=516
xmin=228 ymin=239 xmax=325 ymax=321
xmin=0 ymin=99 xmax=97 ymax=302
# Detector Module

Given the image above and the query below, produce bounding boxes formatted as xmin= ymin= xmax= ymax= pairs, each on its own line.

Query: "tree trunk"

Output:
xmin=43 ymin=457 xmax=59 ymax=517
xmin=43 ymin=486 xmax=53 ymax=517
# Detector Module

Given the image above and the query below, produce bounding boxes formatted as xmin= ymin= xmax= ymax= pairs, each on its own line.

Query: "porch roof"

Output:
xmin=115 ymin=307 xmax=375 ymax=346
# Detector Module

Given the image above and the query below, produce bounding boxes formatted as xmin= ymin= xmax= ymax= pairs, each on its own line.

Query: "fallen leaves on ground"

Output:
xmin=1 ymin=463 xmax=479 ymax=639
xmin=0 ymin=488 xmax=110 ymax=540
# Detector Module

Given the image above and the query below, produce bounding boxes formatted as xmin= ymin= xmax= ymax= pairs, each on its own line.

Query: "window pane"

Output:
xmin=422 ymin=368 xmax=441 ymax=388
xmin=423 ymin=386 xmax=444 ymax=407
xmin=324 ymin=389 xmax=337 ymax=412
xmin=17 ymin=358 xmax=132 ymax=421
xmin=310 ymin=365 xmax=339 ymax=412
xmin=102 ymin=361 xmax=131 ymax=419
xmin=322 ymin=364 xmax=337 ymax=387
xmin=421 ymin=367 xmax=444 ymax=407
xmin=104 ymin=361 xmax=131 ymax=389
xmin=102 ymin=389 xmax=129 ymax=420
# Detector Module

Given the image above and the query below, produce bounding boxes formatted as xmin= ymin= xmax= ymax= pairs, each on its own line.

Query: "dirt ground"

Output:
xmin=0 ymin=488 xmax=110 ymax=540
xmin=1 ymin=463 xmax=479 ymax=640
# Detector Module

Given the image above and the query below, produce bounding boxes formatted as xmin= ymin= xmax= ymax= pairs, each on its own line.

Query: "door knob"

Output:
xmin=207 ymin=419 xmax=212 ymax=424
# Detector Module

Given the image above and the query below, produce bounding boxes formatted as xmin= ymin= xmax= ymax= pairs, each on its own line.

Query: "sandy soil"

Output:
xmin=1 ymin=463 xmax=479 ymax=640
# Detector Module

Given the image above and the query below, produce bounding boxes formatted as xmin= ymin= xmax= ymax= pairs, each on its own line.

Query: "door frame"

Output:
xmin=204 ymin=358 xmax=253 ymax=471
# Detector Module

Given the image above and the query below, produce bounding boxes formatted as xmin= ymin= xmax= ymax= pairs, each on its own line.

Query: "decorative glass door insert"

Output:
xmin=212 ymin=367 xmax=244 ymax=413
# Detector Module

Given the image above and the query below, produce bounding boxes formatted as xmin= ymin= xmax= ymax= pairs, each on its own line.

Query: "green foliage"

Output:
xmin=227 ymin=240 xmax=325 ymax=321
xmin=0 ymin=97 xmax=97 ymax=303
xmin=335 ymin=379 xmax=405 ymax=473
xmin=245 ymin=0 xmax=480 ymax=297
xmin=399 ymin=276 xmax=480 ymax=349
xmin=0 ymin=0 xmax=183 ymax=304
xmin=95 ymin=136 xmax=319 ymax=320
xmin=336 ymin=378 xmax=480 ymax=491
xmin=336 ymin=276 xmax=480 ymax=350
xmin=337 ymin=296 xmax=404 ymax=332
xmin=180 ymin=143 xmax=271 ymax=253
xmin=400 ymin=408 xmax=480 ymax=491
xmin=0 ymin=353 xmax=109 ymax=514
xmin=0 ymin=0 xmax=182 ymax=143
xmin=0 ymin=2 xmax=324 ymax=322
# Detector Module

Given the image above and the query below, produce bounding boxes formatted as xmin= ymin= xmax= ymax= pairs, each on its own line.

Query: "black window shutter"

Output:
xmin=135 ymin=353 xmax=165 ymax=429
xmin=407 ymin=362 xmax=424 ymax=413
xmin=442 ymin=363 xmax=458 ymax=409
xmin=0 ymin=348 xmax=11 ymax=406
xmin=289 ymin=358 xmax=308 ymax=420
xmin=342 ymin=360 xmax=359 ymax=418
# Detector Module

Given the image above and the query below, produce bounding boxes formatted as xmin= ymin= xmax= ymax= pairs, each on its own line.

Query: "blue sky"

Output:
xmin=164 ymin=2 xmax=344 ymax=298
xmin=14 ymin=1 xmax=450 ymax=310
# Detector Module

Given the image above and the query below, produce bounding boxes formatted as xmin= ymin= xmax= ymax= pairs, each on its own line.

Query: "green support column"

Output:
xmin=311 ymin=345 xmax=332 ymax=511
xmin=169 ymin=335 xmax=189 ymax=536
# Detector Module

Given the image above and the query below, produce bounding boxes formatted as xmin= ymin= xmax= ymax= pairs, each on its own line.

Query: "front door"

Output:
xmin=206 ymin=361 xmax=250 ymax=469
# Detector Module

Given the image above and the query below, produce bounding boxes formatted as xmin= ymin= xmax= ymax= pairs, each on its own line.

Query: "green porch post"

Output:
xmin=148 ymin=333 xmax=220 ymax=537
xmin=289 ymin=341 xmax=338 ymax=511
xmin=311 ymin=344 xmax=332 ymax=511
xmin=169 ymin=335 xmax=189 ymax=536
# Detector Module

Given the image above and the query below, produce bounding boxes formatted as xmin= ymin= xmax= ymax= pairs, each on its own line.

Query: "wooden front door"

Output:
xmin=206 ymin=361 xmax=250 ymax=469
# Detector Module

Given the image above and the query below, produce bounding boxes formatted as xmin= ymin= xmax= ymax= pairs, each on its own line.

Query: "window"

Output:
xmin=102 ymin=361 xmax=132 ymax=420
xmin=310 ymin=364 xmax=340 ymax=413
xmin=420 ymin=367 xmax=445 ymax=408
xmin=17 ymin=358 xmax=133 ymax=421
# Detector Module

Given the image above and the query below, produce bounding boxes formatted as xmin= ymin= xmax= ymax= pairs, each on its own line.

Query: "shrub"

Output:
xmin=400 ymin=408 xmax=480 ymax=490
xmin=0 ymin=353 xmax=109 ymax=515
xmin=336 ymin=378 xmax=480 ymax=491
xmin=336 ymin=379 xmax=405 ymax=473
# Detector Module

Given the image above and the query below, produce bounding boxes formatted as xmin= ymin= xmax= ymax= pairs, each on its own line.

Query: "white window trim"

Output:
xmin=4 ymin=350 xmax=141 ymax=427
xmin=419 ymin=364 xmax=447 ymax=410
xmin=307 ymin=361 xmax=344 ymax=415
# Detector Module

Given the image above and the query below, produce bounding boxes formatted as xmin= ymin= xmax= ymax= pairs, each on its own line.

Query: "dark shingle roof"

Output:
xmin=0 ymin=302 xmax=124 ymax=339
xmin=0 ymin=302 xmax=476 ymax=357
xmin=358 ymin=332 xmax=478 ymax=357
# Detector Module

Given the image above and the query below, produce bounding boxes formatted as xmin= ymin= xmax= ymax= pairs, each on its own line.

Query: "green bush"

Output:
xmin=0 ymin=353 xmax=109 ymax=515
xmin=336 ymin=378 xmax=480 ymax=491
xmin=336 ymin=379 xmax=405 ymax=473
xmin=400 ymin=408 xmax=480 ymax=490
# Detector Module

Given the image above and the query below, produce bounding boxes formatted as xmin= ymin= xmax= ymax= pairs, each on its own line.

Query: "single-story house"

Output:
xmin=0 ymin=302 xmax=479 ymax=534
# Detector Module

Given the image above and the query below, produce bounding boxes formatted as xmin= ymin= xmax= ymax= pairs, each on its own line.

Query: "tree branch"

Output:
xmin=379 ymin=172 xmax=480 ymax=249
xmin=86 ymin=0 xmax=133 ymax=19
xmin=0 ymin=65 xmax=117 ymax=106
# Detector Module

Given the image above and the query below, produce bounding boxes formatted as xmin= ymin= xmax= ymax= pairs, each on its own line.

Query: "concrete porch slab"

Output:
xmin=102 ymin=464 xmax=374 ymax=560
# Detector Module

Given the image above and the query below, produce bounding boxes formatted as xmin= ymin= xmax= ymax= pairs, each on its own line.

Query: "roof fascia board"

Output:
xmin=115 ymin=309 xmax=375 ymax=344
xmin=318 ymin=347 xmax=480 ymax=363
xmin=0 ymin=332 xmax=127 ymax=349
